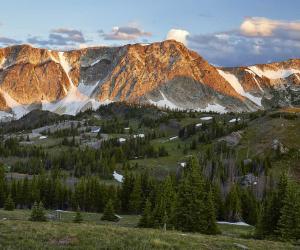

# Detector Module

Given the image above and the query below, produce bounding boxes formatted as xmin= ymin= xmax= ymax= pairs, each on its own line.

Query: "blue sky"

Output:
xmin=1 ymin=0 xmax=300 ymax=66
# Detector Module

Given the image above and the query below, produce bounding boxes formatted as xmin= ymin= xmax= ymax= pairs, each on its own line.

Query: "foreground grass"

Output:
xmin=0 ymin=219 xmax=297 ymax=250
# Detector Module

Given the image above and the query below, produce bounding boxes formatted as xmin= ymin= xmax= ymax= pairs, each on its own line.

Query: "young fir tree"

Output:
xmin=240 ymin=188 xmax=258 ymax=226
xmin=138 ymin=199 xmax=153 ymax=228
xmin=277 ymin=181 xmax=300 ymax=240
xmin=4 ymin=195 xmax=15 ymax=211
xmin=0 ymin=165 xmax=6 ymax=207
xmin=129 ymin=176 xmax=142 ymax=214
xmin=256 ymin=172 xmax=289 ymax=238
xmin=176 ymin=156 xmax=208 ymax=233
xmin=211 ymin=183 xmax=225 ymax=220
xmin=73 ymin=206 xmax=83 ymax=223
xmin=30 ymin=201 xmax=47 ymax=221
xmin=204 ymin=188 xmax=220 ymax=235
xmin=121 ymin=170 xmax=133 ymax=213
xmin=152 ymin=175 xmax=177 ymax=229
xmin=101 ymin=199 xmax=119 ymax=222
xmin=225 ymin=184 xmax=242 ymax=222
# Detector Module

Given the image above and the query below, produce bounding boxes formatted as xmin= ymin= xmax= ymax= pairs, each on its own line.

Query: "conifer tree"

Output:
xmin=0 ymin=164 xmax=6 ymax=207
xmin=4 ymin=195 xmax=15 ymax=211
xmin=152 ymin=175 xmax=177 ymax=229
xmin=121 ymin=170 xmax=133 ymax=213
xmin=256 ymin=172 xmax=289 ymax=238
xmin=73 ymin=206 xmax=83 ymax=223
xmin=101 ymin=199 xmax=119 ymax=222
xmin=204 ymin=188 xmax=220 ymax=234
xmin=176 ymin=156 xmax=207 ymax=233
xmin=129 ymin=176 xmax=142 ymax=214
xmin=225 ymin=184 xmax=242 ymax=222
xmin=37 ymin=201 xmax=47 ymax=221
xmin=30 ymin=201 xmax=47 ymax=221
xmin=277 ymin=181 xmax=300 ymax=240
xmin=138 ymin=199 xmax=153 ymax=228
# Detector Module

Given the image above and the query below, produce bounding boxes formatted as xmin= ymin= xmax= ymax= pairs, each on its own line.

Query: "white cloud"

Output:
xmin=240 ymin=17 xmax=300 ymax=39
xmin=166 ymin=29 xmax=190 ymax=45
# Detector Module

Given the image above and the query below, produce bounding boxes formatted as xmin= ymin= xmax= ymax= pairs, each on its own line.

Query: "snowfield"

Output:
xmin=198 ymin=103 xmax=227 ymax=114
xmin=118 ymin=138 xmax=126 ymax=143
xmin=0 ymin=111 xmax=13 ymax=121
xmin=218 ymin=69 xmax=262 ymax=107
xmin=133 ymin=134 xmax=145 ymax=138
xmin=0 ymin=90 xmax=29 ymax=119
xmin=149 ymin=91 xmax=182 ymax=110
xmin=248 ymin=66 xmax=300 ymax=79
xmin=113 ymin=171 xmax=124 ymax=183
xmin=200 ymin=116 xmax=213 ymax=121
xmin=229 ymin=118 xmax=241 ymax=123
xmin=217 ymin=221 xmax=251 ymax=227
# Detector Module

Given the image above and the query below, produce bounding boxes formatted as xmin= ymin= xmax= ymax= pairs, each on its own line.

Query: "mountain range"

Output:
xmin=0 ymin=40 xmax=299 ymax=120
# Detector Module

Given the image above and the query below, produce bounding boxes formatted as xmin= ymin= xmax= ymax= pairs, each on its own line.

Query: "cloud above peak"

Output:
xmin=186 ymin=17 xmax=300 ymax=66
xmin=27 ymin=28 xmax=86 ymax=48
xmin=102 ymin=25 xmax=151 ymax=40
xmin=166 ymin=29 xmax=190 ymax=45
xmin=240 ymin=17 xmax=300 ymax=40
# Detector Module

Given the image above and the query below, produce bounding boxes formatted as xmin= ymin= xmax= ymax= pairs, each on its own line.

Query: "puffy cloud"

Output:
xmin=240 ymin=17 xmax=300 ymax=40
xmin=166 ymin=29 xmax=190 ymax=45
xmin=186 ymin=17 xmax=300 ymax=66
xmin=102 ymin=25 xmax=151 ymax=40
xmin=27 ymin=28 xmax=86 ymax=47
xmin=188 ymin=32 xmax=300 ymax=66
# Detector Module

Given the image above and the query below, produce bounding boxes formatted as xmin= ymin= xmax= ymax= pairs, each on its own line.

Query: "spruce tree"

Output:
xmin=4 ymin=195 xmax=15 ymax=211
xmin=129 ymin=176 xmax=142 ymax=214
xmin=176 ymin=156 xmax=207 ymax=233
xmin=101 ymin=199 xmax=119 ymax=222
xmin=204 ymin=188 xmax=220 ymax=234
xmin=73 ymin=206 xmax=83 ymax=223
xmin=256 ymin=172 xmax=289 ymax=238
xmin=240 ymin=188 xmax=258 ymax=225
xmin=0 ymin=164 xmax=6 ymax=207
xmin=225 ymin=185 xmax=242 ymax=222
xmin=277 ymin=181 xmax=300 ymax=240
xmin=152 ymin=176 xmax=177 ymax=229
xmin=138 ymin=199 xmax=153 ymax=228
xmin=37 ymin=201 xmax=47 ymax=221
xmin=30 ymin=201 xmax=47 ymax=221
xmin=121 ymin=170 xmax=133 ymax=213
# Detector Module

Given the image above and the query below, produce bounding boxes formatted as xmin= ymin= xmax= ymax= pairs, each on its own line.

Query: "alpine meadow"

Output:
xmin=0 ymin=0 xmax=300 ymax=249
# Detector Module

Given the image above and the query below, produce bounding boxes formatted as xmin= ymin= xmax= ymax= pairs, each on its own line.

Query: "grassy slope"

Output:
xmin=0 ymin=209 xmax=297 ymax=250
xmin=237 ymin=114 xmax=300 ymax=179
xmin=0 ymin=220 xmax=296 ymax=250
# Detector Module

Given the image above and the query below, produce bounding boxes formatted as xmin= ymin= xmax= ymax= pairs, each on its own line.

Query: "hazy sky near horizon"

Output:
xmin=1 ymin=0 xmax=300 ymax=66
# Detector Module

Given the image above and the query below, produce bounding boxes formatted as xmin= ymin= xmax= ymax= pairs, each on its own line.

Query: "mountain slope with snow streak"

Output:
xmin=0 ymin=42 xmax=299 ymax=120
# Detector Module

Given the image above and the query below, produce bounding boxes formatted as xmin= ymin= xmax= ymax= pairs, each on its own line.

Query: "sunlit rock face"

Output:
xmin=0 ymin=41 xmax=299 ymax=119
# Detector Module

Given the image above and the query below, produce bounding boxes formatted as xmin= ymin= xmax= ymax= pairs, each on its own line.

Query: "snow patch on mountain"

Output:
xmin=149 ymin=91 xmax=182 ymax=110
xmin=218 ymin=69 xmax=262 ymax=107
xmin=217 ymin=221 xmax=250 ymax=227
xmin=42 ymin=81 xmax=112 ymax=116
xmin=90 ymin=59 xmax=101 ymax=67
xmin=245 ymin=69 xmax=264 ymax=92
xmin=198 ymin=103 xmax=227 ymax=113
xmin=248 ymin=66 xmax=300 ymax=79
xmin=113 ymin=171 xmax=123 ymax=183
xmin=0 ymin=111 xmax=13 ymax=122
xmin=0 ymin=90 xmax=29 ymax=119
xmin=0 ymin=57 xmax=6 ymax=69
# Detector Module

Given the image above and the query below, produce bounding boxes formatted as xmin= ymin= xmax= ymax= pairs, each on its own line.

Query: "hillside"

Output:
xmin=0 ymin=211 xmax=296 ymax=250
